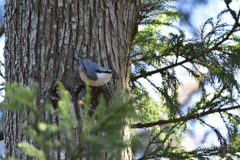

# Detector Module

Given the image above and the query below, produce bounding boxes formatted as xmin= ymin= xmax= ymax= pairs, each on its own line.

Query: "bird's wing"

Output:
xmin=81 ymin=58 xmax=98 ymax=80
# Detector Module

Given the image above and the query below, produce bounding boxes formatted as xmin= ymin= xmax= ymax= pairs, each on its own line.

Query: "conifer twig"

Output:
xmin=139 ymin=2 xmax=158 ymax=10
xmin=131 ymin=105 xmax=240 ymax=128
xmin=131 ymin=57 xmax=143 ymax=62
xmin=131 ymin=57 xmax=148 ymax=62
xmin=131 ymin=23 xmax=237 ymax=81
xmin=0 ymin=131 xmax=3 ymax=141
xmin=131 ymin=56 xmax=195 ymax=81
xmin=0 ymin=23 xmax=4 ymax=38
xmin=197 ymin=118 xmax=227 ymax=147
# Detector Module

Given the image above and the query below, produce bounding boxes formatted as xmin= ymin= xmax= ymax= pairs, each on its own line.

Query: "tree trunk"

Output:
xmin=4 ymin=0 xmax=139 ymax=159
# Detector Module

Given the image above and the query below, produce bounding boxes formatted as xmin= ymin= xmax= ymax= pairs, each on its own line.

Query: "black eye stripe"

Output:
xmin=96 ymin=69 xmax=112 ymax=73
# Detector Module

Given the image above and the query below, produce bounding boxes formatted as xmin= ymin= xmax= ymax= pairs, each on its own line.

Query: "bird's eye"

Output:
xmin=96 ymin=69 xmax=112 ymax=73
xmin=96 ymin=69 xmax=101 ymax=73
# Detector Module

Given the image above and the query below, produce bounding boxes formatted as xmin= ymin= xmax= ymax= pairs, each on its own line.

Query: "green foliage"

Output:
xmin=139 ymin=0 xmax=179 ymax=26
xmin=18 ymin=143 xmax=46 ymax=160
xmin=1 ymin=82 xmax=141 ymax=160
xmin=130 ymin=0 xmax=240 ymax=159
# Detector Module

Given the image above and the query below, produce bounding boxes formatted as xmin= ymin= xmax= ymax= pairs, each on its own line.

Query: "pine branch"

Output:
xmin=131 ymin=57 xmax=145 ymax=62
xmin=145 ymin=77 xmax=161 ymax=92
xmin=0 ymin=23 xmax=4 ymax=38
xmin=139 ymin=2 xmax=158 ymax=10
xmin=197 ymin=118 xmax=227 ymax=147
xmin=131 ymin=57 xmax=195 ymax=81
xmin=208 ymin=24 xmax=236 ymax=52
xmin=0 ymin=131 xmax=3 ymax=141
xmin=131 ymin=105 xmax=240 ymax=128
xmin=131 ymin=23 xmax=238 ymax=81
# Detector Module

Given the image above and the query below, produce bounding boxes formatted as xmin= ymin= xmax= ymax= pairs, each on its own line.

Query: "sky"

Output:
xmin=180 ymin=0 xmax=240 ymax=150
xmin=138 ymin=0 xmax=240 ymax=153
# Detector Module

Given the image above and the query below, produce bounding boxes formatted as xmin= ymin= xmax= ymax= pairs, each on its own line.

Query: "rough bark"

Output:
xmin=4 ymin=0 xmax=140 ymax=159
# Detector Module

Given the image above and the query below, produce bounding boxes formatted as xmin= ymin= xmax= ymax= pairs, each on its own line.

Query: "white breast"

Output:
xmin=79 ymin=70 xmax=112 ymax=87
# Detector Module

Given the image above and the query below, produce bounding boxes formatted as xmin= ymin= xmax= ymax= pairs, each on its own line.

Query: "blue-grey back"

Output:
xmin=80 ymin=58 xmax=99 ymax=80
xmin=77 ymin=52 xmax=112 ymax=81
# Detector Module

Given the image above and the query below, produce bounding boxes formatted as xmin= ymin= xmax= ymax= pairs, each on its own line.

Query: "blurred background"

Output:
xmin=134 ymin=0 xmax=238 ymax=158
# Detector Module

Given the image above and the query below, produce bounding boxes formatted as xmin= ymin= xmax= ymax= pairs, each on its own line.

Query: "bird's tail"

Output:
xmin=76 ymin=52 xmax=84 ymax=60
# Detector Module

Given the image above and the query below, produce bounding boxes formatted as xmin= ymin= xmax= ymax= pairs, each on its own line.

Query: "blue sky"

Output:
xmin=176 ymin=0 xmax=240 ymax=150
xmin=138 ymin=0 xmax=240 ymax=151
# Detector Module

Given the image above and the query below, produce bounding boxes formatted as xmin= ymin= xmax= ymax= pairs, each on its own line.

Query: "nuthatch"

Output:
xmin=76 ymin=52 xmax=113 ymax=86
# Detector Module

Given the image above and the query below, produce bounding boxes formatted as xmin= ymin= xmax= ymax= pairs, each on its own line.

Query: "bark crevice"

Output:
xmin=4 ymin=0 xmax=141 ymax=159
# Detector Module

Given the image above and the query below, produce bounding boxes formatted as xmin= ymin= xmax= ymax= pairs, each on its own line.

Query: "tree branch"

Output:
xmin=0 ymin=23 xmax=4 ymax=38
xmin=131 ymin=57 xmax=195 ymax=81
xmin=139 ymin=2 xmax=158 ymax=10
xmin=131 ymin=23 xmax=237 ymax=81
xmin=208 ymin=24 xmax=236 ymax=52
xmin=131 ymin=57 xmax=149 ymax=62
xmin=0 ymin=131 xmax=3 ymax=141
xmin=131 ymin=105 xmax=240 ymax=128
xmin=197 ymin=118 xmax=227 ymax=146
xmin=131 ymin=57 xmax=142 ymax=62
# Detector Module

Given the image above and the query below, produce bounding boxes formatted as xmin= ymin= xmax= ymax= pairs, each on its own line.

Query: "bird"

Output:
xmin=76 ymin=52 xmax=113 ymax=87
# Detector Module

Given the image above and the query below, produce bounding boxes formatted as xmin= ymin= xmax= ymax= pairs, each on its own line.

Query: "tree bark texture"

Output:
xmin=4 ymin=0 xmax=140 ymax=159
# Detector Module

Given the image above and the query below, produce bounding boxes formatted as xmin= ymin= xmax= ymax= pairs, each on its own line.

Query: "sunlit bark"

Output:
xmin=4 ymin=0 xmax=140 ymax=159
